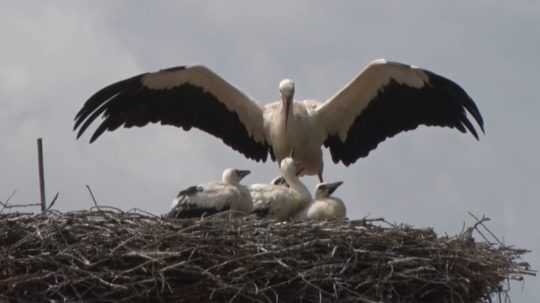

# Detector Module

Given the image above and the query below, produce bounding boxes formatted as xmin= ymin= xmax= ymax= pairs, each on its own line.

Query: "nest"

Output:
xmin=0 ymin=208 xmax=534 ymax=303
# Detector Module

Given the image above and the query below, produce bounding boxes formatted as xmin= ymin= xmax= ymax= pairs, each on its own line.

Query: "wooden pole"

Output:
xmin=37 ymin=138 xmax=46 ymax=214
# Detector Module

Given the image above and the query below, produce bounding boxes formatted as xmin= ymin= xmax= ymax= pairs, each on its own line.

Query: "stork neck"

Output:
xmin=283 ymin=173 xmax=311 ymax=201
xmin=280 ymin=98 xmax=293 ymax=131
xmin=315 ymin=192 xmax=327 ymax=200
xmin=281 ymin=99 xmax=293 ymax=114
xmin=222 ymin=175 xmax=237 ymax=185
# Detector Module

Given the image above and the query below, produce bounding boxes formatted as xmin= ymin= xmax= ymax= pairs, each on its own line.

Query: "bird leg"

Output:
xmin=318 ymin=172 xmax=324 ymax=183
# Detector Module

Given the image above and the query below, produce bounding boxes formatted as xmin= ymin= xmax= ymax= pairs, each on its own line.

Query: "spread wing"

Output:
xmin=316 ymin=59 xmax=484 ymax=165
xmin=74 ymin=65 xmax=271 ymax=161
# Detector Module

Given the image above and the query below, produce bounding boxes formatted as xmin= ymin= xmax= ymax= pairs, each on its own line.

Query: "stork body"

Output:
xmin=251 ymin=157 xmax=311 ymax=220
xmin=304 ymin=181 xmax=347 ymax=221
xmin=249 ymin=175 xmax=288 ymax=201
xmin=75 ymin=59 xmax=484 ymax=181
xmin=166 ymin=169 xmax=252 ymax=218
xmin=264 ymin=99 xmax=325 ymax=178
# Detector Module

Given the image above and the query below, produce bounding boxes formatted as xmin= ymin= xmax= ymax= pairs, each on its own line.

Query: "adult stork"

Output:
xmin=74 ymin=59 xmax=484 ymax=181
xmin=166 ymin=168 xmax=252 ymax=218
xmin=251 ymin=157 xmax=311 ymax=221
xmin=304 ymin=181 xmax=347 ymax=221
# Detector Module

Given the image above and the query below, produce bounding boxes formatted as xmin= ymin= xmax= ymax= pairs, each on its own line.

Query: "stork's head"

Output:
xmin=315 ymin=181 xmax=343 ymax=199
xmin=279 ymin=79 xmax=295 ymax=101
xmin=279 ymin=156 xmax=302 ymax=182
xmin=222 ymin=168 xmax=251 ymax=184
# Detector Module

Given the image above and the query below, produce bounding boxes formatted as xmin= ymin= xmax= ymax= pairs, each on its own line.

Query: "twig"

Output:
xmin=85 ymin=185 xmax=100 ymax=208
xmin=37 ymin=138 xmax=47 ymax=214
xmin=468 ymin=212 xmax=504 ymax=246
xmin=47 ymin=192 xmax=60 ymax=210
xmin=0 ymin=203 xmax=41 ymax=209
xmin=4 ymin=189 xmax=17 ymax=205
xmin=0 ymin=190 xmax=18 ymax=213
xmin=127 ymin=208 xmax=159 ymax=217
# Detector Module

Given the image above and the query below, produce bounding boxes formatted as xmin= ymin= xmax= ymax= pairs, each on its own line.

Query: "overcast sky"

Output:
xmin=1 ymin=1 xmax=538 ymax=301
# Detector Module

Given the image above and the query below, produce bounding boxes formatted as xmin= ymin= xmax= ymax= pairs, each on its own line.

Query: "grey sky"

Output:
xmin=1 ymin=1 xmax=538 ymax=301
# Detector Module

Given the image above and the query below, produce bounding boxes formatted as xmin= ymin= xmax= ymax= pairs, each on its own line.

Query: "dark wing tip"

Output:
xmin=89 ymin=118 xmax=122 ymax=143
xmin=89 ymin=133 xmax=99 ymax=143
xmin=461 ymin=93 xmax=485 ymax=135
xmin=461 ymin=118 xmax=479 ymax=140
xmin=73 ymin=73 xmax=145 ymax=140
xmin=425 ymin=70 xmax=485 ymax=139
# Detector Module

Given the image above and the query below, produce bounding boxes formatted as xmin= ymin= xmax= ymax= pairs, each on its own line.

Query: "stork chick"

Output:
xmin=251 ymin=157 xmax=311 ymax=220
xmin=166 ymin=168 xmax=252 ymax=218
xmin=305 ymin=181 xmax=346 ymax=221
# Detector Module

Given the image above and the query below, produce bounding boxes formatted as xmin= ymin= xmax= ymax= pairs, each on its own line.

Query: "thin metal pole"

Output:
xmin=37 ymin=138 xmax=46 ymax=214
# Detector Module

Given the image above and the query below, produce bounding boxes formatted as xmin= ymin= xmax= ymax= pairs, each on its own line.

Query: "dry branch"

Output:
xmin=0 ymin=209 xmax=534 ymax=303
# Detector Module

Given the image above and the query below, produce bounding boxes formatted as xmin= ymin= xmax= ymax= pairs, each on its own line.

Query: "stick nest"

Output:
xmin=0 ymin=208 xmax=534 ymax=303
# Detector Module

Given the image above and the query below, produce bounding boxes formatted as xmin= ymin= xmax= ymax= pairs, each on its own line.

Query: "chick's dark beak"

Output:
xmin=237 ymin=170 xmax=251 ymax=179
xmin=327 ymin=181 xmax=344 ymax=195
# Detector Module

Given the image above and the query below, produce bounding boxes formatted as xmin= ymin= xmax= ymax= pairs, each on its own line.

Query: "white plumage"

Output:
xmin=251 ymin=157 xmax=311 ymax=220
xmin=249 ymin=176 xmax=287 ymax=203
xmin=304 ymin=181 xmax=347 ymax=221
xmin=167 ymin=168 xmax=252 ymax=218
xmin=75 ymin=59 xmax=484 ymax=182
